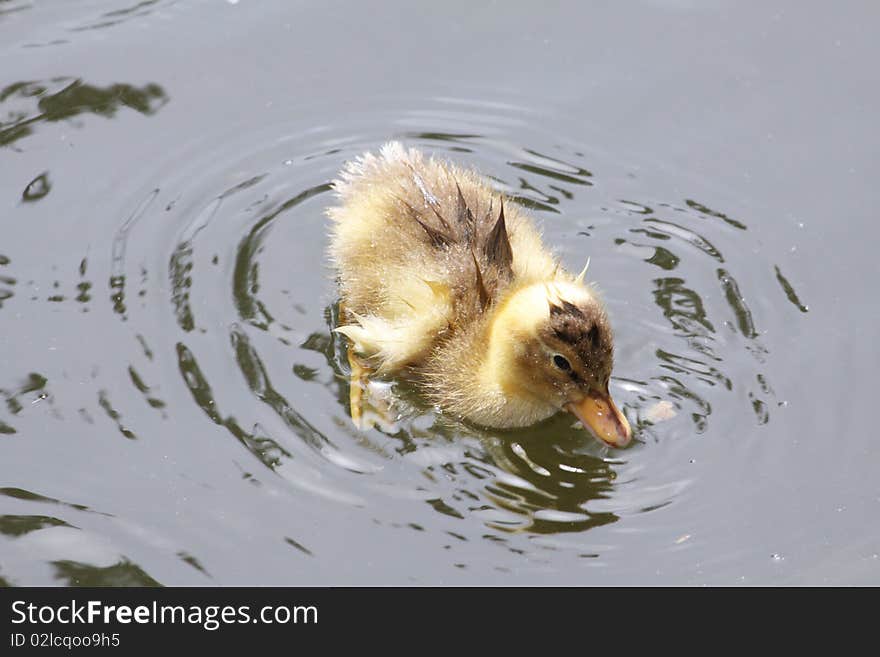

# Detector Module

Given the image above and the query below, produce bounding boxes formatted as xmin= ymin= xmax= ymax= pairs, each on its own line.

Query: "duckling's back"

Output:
xmin=326 ymin=142 xmax=556 ymax=372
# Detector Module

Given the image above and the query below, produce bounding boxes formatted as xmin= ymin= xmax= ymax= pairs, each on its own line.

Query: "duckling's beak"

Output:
xmin=566 ymin=390 xmax=632 ymax=448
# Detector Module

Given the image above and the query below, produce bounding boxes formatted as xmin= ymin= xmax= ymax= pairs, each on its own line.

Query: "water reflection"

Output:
xmin=508 ymin=148 xmax=594 ymax=186
xmin=52 ymin=560 xmax=160 ymax=586
xmin=653 ymin=276 xmax=714 ymax=335
xmin=230 ymin=324 xmax=333 ymax=453
xmin=0 ymin=78 xmax=168 ymax=148
xmin=640 ymin=218 xmax=724 ymax=261
xmin=0 ymin=514 xmax=71 ymax=537
xmin=171 ymin=551 xmax=208 ymax=578
xmin=231 ymin=182 xmax=331 ymax=331
xmin=0 ymin=254 xmax=14 ymax=312
xmin=503 ymin=149 xmax=592 ymax=212
xmin=774 ymin=265 xmax=809 ymax=313
xmin=0 ymin=373 xmax=49 ymax=434
xmin=0 ymin=1 xmax=30 ymax=18
xmin=616 ymin=210 xmax=769 ymax=433
xmin=632 ymin=205 xmax=780 ymax=431
xmin=717 ymin=268 xmax=758 ymax=339
xmin=684 ymin=199 xmax=748 ymax=231
xmin=482 ymin=428 xmax=619 ymax=534
xmin=21 ymin=171 xmax=50 ymax=202
xmin=111 ymin=189 xmax=159 ymax=322
xmin=176 ymin=341 xmax=291 ymax=470
xmin=70 ymin=0 xmax=167 ymax=33
xmin=0 ymin=484 xmax=166 ymax=585
xmin=127 ymin=365 xmax=167 ymax=415
xmin=169 ymin=176 xmax=267 ymax=332
xmin=0 ymin=518 xmax=153 ymax=587
xmin=284 ymin=536 xmax=314 ymax=557
xmin=0 ymin=486 xmax=95 ymax=513
xmin=96 ymin=389 xmax=138 ymax=440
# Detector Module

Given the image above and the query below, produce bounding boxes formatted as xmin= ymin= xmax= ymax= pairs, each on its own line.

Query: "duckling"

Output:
xmin=326 ymin=142 xmax=632 ymax=447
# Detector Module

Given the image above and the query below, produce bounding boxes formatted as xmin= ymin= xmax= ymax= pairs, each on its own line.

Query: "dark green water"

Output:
xmin=1 ymin=1 xmax=877 ymax=585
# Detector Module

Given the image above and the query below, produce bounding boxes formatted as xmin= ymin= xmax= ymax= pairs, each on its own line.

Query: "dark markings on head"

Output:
xmin=549 ymin=299 xmax=585 ymax=334
xmin=548 ymin=299 xmax=610 ymax=376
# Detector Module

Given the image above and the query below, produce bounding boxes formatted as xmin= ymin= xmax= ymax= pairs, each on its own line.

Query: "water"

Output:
xmin=1 ymin=1 xmax=877 ymax=585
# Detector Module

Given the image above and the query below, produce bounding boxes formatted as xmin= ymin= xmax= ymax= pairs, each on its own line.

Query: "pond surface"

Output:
xmin=1 ymin=0 xmax=877 ymax=585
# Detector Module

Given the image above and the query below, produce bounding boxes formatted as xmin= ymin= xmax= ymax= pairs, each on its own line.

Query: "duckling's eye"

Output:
xmin=552 ymin=354 xmax=571 ymax=371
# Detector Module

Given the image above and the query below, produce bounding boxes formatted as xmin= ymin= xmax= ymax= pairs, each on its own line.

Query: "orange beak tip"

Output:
xmin=566 ymin=393 xmax=633 ymax=448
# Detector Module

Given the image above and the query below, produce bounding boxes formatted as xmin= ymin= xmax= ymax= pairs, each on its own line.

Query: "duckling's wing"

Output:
xmin=336 ymin=276 xmax=452 ymax=373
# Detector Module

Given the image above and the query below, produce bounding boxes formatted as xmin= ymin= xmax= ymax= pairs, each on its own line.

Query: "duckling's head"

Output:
xmin=484 ymin=279 xmax=632 ymax=447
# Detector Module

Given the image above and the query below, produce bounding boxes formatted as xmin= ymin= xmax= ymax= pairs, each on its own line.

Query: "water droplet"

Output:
xmin=771 ymin=553 xmax=784 ymax=562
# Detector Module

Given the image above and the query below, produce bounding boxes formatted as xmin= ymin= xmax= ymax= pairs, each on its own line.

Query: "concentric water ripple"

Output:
xmin=0 ymin=95 xmax=812 ymax=581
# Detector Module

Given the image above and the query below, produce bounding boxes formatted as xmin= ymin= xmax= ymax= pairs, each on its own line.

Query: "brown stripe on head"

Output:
xmin=548 ymin=298 xmax=614 ymax=383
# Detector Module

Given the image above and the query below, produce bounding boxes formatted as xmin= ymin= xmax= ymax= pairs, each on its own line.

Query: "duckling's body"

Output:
xmin=327 ymin=142 xmax=631 ymax=446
